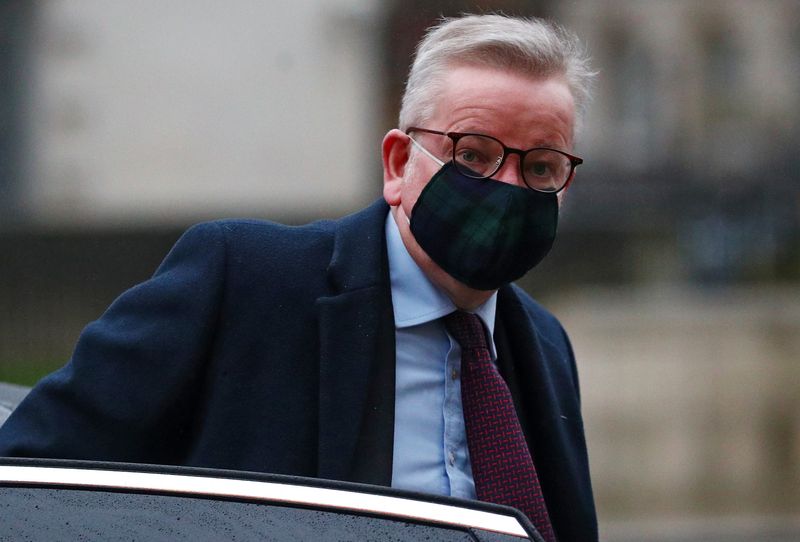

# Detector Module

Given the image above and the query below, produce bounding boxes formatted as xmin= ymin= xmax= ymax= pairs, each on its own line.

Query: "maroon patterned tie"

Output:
xmin=445 ymin=310 xmax=556 ymax=542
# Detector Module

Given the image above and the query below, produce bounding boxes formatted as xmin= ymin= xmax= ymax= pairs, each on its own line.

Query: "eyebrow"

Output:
xmin=467 ymin=133 xmax=569 ymax=153
xmin=450 ymin=126 xmax=567 ymax=149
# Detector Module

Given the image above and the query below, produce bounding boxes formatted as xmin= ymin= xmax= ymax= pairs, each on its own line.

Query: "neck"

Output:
xmin=433 ymin=272 xmax=495 ymax=311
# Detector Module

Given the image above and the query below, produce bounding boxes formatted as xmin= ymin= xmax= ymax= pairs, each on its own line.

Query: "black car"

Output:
xmin=0 ymin=382 xmax=542 ymax=541
xmin=0 ymin=381 xmax=29 ymax=428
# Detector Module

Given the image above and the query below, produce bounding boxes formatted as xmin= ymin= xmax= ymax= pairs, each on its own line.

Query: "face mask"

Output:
xmin=409 ymin=162 xmax=558 ymax=291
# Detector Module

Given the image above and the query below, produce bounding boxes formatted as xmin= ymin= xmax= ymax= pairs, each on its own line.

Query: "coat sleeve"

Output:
xmin=0 ymin=222 xmax=228 ymax=464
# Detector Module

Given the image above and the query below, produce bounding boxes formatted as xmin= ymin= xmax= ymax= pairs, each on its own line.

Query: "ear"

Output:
xmin=382 ymin=129 xmax=411 ymax=206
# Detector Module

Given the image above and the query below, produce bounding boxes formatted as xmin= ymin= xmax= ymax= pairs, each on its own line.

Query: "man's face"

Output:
xmin=398 ymin=65 xmax=575 ymax=217
xmin=382 ymin=64 xmax=576 ymax=308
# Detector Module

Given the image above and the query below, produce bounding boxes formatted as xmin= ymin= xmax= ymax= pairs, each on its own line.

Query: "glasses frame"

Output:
xmin=406 ymin=127 xmax=583 ymax=193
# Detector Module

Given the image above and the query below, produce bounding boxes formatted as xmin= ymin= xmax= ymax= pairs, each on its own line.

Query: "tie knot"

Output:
xmin=444 ymin=311 xmax=489 ymax=351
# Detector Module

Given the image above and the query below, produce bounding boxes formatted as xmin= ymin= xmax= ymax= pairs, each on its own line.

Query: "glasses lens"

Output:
xmin=522 ymin=149 xmax=572 ymax=192
xmin=453 ymin=135 xmax=504 ymax=178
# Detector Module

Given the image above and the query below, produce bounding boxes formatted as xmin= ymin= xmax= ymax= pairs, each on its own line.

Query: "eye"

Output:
xmin=453 ymin=134 xmax=504 ymax=176
xmin=524 ymin=149 xmax=569 ymax=180
xmin=526 ymin=160 xmax=553 ymax=177
xmin=456 ymin=148 xmax=488 ymax=164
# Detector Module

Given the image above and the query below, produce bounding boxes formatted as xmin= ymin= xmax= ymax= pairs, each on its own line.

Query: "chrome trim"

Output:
xmin=0 ymin=465 xmax=528 ymax=538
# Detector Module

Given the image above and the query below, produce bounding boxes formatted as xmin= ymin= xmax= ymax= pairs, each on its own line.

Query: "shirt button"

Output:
xmin=448 ymin=451 xmax=456 ymax=466
xmin=451 ymin=368 xmax=458 ymax=380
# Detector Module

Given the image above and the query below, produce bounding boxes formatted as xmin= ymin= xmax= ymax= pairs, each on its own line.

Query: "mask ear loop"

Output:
xmin=403 ymin=135 xmax=448 ymax=225
xmin=408 ymin=135 xmax=446 ymax=167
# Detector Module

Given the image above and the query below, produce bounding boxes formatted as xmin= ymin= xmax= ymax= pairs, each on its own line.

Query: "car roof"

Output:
xmin=0 ymin=458 xmax=537 ymax=540
xmin=0 ymin=381 xmax=30 ymax=427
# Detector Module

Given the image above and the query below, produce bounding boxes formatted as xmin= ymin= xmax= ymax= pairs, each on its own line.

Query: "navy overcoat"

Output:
xmin=0 ymin=199 xmax=597 ymax=541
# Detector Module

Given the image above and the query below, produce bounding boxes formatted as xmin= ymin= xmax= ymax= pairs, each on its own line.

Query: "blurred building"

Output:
xmin=553 ymin=0 xmax=800 ymax=286
xmin=9 ymin=0 xmax=384 ymax=229
xmin=1 ymin=1 xmax=799 ymax=538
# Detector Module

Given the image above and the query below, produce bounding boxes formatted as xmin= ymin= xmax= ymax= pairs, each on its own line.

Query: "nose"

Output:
xmin=492 ymin=153 xmax=526 ymax=187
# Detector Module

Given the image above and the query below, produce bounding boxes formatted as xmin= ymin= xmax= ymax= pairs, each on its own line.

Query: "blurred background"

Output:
xmin=1 ymin=0 xmax=798 ymax=539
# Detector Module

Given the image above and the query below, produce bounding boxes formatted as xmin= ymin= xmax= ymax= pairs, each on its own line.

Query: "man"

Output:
xmin=0 ymin=14 xmax=596 ymax=541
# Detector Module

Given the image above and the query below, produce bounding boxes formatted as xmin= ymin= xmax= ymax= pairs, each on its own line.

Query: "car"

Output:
xmin=0 ymin=458 xmax=543 ymax=541
xmin=0 ymin=382 xmax=543 ymax=541
xmin=0 ymin=381 xmax=30 ymax=427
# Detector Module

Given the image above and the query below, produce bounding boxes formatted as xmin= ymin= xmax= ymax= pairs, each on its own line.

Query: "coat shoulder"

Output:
xmin=506 ymin=284 xmax=570 ymax=343
xmin=186 ymin=199 xmax=389 ymax=259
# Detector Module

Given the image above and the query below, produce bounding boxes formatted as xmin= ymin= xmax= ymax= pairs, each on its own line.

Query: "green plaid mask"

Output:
xmin=410 ymin=162 xmax=558 ymax=291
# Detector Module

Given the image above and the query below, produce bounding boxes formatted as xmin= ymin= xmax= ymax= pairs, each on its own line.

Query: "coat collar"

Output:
xmin=325 ymin=199 xmax=390 ymax=292
xmin=315 ymin=199 xmax=396 ymax=486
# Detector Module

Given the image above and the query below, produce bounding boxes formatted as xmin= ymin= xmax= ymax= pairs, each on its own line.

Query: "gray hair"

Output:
xmin=399 ymin=14 xmax=595 ymax=136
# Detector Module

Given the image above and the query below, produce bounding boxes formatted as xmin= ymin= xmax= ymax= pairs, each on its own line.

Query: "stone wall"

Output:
xmin=553 ymin=286 xmax=800 ymax=523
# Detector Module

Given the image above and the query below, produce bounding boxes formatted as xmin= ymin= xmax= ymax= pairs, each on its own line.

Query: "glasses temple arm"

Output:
xmin=408 ymin=136 xmax=446 ymax=167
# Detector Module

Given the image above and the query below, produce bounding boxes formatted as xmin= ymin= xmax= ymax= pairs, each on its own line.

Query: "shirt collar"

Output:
xmin=385 ymin=212 xmax=497 ymax=333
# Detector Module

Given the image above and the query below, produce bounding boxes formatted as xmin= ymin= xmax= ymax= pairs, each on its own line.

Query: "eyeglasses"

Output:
xmin=406 ymin=127 xmax=583 ymax=193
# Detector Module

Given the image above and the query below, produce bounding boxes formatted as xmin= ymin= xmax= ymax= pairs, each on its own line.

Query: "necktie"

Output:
xmin=445 ymin=310 xmax=556 ymax=542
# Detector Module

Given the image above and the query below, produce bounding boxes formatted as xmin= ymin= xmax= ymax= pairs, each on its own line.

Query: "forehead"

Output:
xmin=429 ymin=65 xmax=575 ymax=149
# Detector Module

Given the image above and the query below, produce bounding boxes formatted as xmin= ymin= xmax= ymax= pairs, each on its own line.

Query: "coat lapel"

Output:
xmin=315 ymin=200 xmax=395 ymax=486
xmin=495 ymin=285 xmax=597 ymax=541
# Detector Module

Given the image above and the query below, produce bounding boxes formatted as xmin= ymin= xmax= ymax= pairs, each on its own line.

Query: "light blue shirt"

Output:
xmin=386 ymin=212 xmax=497 ymax=499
